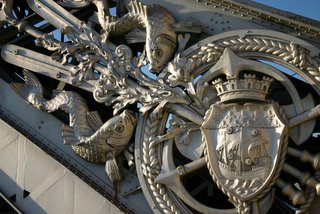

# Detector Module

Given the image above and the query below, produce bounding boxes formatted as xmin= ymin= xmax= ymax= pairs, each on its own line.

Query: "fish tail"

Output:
xmin=105 ymin=152 xmax=121 ymax=198
xmin=10 ymin=69 xmax=44 ymax=103
xmin=127 ymin=0 xmax=147 ymax=19
xmin=106 ymin=0 xmax=147 ymax=34
xmin=62 ymin=124 xmax=80 ymax=145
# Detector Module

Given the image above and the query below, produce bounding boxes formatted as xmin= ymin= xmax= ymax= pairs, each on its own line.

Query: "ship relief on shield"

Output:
xmin=201 ymin=102 xmax=287 ymax=201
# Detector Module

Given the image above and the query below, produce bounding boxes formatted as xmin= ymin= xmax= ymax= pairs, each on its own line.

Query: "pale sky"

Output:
xmin=254 ymin=0 xmax=320 ymax=21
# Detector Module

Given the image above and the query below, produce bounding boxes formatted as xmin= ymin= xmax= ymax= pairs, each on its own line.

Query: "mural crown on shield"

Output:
xmin=212 ymin=74 xmax=274 ymax=103
xmin=201 ymin=49 xmax=289 ymax=211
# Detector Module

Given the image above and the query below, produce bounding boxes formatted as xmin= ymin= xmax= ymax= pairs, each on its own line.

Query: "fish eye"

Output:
xmin=116 ymin=125 xmax=124 ymax=133
xmin=154 ymin=49 xmax=163 ymax=58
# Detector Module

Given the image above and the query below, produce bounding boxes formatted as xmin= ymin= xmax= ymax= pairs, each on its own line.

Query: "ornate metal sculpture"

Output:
xmin=200 ymin=54 xmax=289 ymax=212
xmin=11 ymin=69 xmax=136 ymax=195
xmin=2 ymin=0 xmax=320 ymax=213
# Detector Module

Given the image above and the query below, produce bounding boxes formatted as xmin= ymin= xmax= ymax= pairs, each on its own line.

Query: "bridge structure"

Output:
xmin=1 ymin=1 xmax=320 ymax=213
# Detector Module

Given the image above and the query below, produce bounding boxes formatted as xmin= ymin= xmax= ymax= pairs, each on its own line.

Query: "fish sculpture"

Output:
xmin=58 ymin=0 xmax=177 ymax=72
xmin=104 ymin=0 xmax=177 ymax=72
xmin=56 ymin=0 xmax=201 ymax=71
xmin=11 ymin=70 xmax=137 ymax=196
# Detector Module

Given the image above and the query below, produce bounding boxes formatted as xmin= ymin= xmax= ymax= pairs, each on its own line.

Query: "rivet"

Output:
xmin=177 ymin=165 xmax=186 ymax=175
xmin=126 ymin=65 xmax=132 ymax=71
xmin=251 ymin=129 xmax=259 ymax=136
xmin=245 ymin=158 xmax=253 ymax=166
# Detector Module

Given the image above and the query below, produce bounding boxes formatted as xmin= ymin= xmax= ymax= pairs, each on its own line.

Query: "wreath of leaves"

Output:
xmin=141 ymin=112 xmax=179 ymax=214
xmin=190 ymin=37 xmax=320 ymax=82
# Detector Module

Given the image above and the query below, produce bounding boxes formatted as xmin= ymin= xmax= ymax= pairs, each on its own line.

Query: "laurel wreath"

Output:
xmin=141 ymin=112 xmax=179 ymax=214
xmin=190 ymin=37 xmax=320 ymax=82
xmin=141 ymin=36 xmax=320 ymax=214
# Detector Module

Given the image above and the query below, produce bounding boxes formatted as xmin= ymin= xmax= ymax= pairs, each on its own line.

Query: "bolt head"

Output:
xmin=185 ymin=21 xmax=193 ymax=28
xmin=177 ymin=165 xmax=186 ymax=175
xmin=126 ymin=65 xmax=132 ymax=71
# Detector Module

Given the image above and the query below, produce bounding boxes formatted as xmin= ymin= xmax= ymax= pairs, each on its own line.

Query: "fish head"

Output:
xmin=27 ymin=93 xmax=46 ymax=111
xmin=109 ymin=110 xmax=137 ymax=145
xmin=147 ymin=34 xmax=176 ymax=72
xmin=120 ymin=110 xmax=137 ymax=129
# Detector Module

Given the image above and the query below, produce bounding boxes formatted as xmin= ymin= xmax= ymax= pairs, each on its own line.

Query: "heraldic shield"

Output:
xmin=201 ymin=102 xmax=288 ymax=202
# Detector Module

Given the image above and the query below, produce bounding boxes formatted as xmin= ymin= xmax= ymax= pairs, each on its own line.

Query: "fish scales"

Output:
xmin=46 ymin=91 xmax=93 ymax=137
xmin=72 ymin=143 xmax=108 ymax=163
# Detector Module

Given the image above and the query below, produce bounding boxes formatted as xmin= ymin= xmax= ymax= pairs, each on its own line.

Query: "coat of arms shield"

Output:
xmin=201 ymin=102 xmax=288 ymax=202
